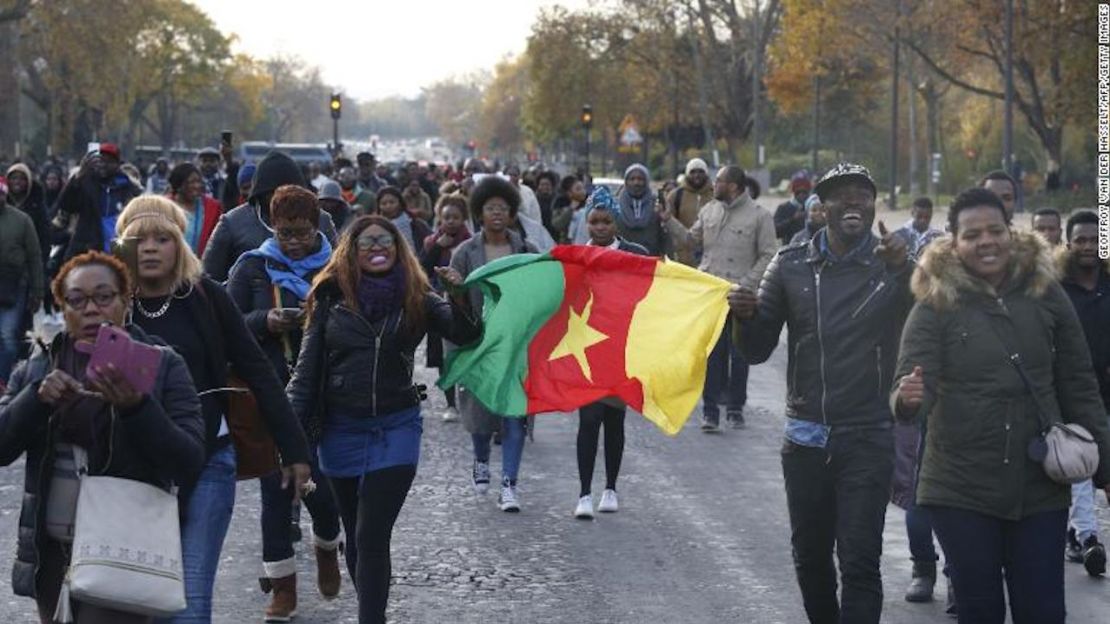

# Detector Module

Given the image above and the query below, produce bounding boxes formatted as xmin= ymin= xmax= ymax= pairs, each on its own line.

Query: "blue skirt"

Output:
xmin=318 ymin=406 xmax=422 ymax=478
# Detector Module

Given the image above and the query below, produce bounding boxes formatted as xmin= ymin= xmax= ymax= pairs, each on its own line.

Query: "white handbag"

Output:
xmin=53 ymin=447 xmax=186 ymax=622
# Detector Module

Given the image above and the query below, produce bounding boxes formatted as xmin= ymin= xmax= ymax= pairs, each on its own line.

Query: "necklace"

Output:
xmin=135 ymin=294 xmax=173 ymax=319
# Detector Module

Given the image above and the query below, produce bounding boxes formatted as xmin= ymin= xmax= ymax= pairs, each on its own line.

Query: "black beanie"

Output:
xmin=249 ymin=151 xmax=308 ymax=204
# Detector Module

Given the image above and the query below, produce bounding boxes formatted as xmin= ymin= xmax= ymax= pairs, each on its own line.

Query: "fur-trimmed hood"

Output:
xmin=911 ymin=230 xmax=1058 ymax=310
xmin=1053 ymin=243 xmax=1110 ymax=282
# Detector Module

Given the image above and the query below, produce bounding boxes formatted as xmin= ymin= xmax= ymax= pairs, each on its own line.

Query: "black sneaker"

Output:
xmin=726 ymin=410 xmax=746 ymax=429
xmin=1066 ymin=527 xmax=1084 ymax=563
xmin=1082 ymin=536 xmax=1107 ymax=576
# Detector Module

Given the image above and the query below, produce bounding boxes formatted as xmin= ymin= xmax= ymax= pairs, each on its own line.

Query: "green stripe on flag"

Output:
xmin=439 ymin=252 xmax=565 ymax=416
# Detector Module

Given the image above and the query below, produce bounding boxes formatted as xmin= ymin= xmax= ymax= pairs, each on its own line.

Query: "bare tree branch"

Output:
xmin=902 ymin=38 xmax=1004 ymax=100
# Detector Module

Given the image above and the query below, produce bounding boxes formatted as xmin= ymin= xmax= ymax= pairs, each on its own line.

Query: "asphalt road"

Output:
xmin=1 ymin=332 xmax=1107 ymax=623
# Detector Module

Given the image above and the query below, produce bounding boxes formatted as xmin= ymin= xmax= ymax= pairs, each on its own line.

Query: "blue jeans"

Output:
xmin=0 ymin=289 xmax=26 ymax=382
xmin=905 ymin=504 xmax=938 ymax=562
xmin=1069 ymin=479 xmax=1099 ymax=543
xmin=158 ymin=444 xmax=236 ymax=624
xmin=472 ymin=417 xmax=525 ymax=485
xmin=260 ymin=451 xmax=341 ymax=567
xmin=702 ymin=318 xmax=748 ymax=418
xmin=928 ymin=506 xmax=1066 ymax=624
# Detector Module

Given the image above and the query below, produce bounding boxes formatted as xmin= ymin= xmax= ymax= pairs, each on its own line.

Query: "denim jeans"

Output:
xmin=472 ymin=417 xmax=525 ymax=484
xmin=702 ymin=318 xmax=748 ymax=418
xmin=1069 ymin=479 xmax=1099 ymax=543
xmin=905 ymin=503 xmax=938 ymax=562
xmin=157 ymin=444 xmax=237 ymax=624
xmin=260 ymin=451 xmax=342 ymax=569
xmin=928 ymin=506 xmax=1067 ymax=624
xmin=0 ymin=289 xmax=26 ymax=382
xmin=781 ymin=427 xmax=894 ymax=624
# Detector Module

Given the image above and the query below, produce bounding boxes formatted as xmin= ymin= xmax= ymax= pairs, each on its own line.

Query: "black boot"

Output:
xmin=904 ymin=560 xmax=936 ymax=603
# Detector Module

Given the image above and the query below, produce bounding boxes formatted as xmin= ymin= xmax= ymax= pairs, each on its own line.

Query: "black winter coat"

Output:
xmin=226 ymin=255 xmax=316 ymax=385
xmin=0 ymin=328 xmax=205 ymax=598
xmin=6 ymin=181 xmax=50 ymax=266
xmin=57 ymin=173 xmax=142 ymax=261
xmin=287 ymin=281 xmax=481 ymax=439
xmin=133 ymin=277 xmax=311 ymax=467
xmin=735 ymin=232 xmax=914 ymax=428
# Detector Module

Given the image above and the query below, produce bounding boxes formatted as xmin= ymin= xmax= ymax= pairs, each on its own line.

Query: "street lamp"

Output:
xmin=581 ymin=104 xmax=593 ymax=176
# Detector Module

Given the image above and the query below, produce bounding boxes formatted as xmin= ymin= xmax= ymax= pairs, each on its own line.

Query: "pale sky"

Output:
xmin=189 ymin=0 xmax=591 ymax=101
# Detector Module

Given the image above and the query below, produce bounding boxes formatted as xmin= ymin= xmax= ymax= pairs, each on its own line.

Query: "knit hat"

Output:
xmin=789 ymin=170 xmax=812 ymax=193
xmin=248 ymin=151 xmax=308 ymax=203
xmin=685 ymin=158 xmax=708 ymax=176
xmin=98 ymin=143 xmax=121 ymax=162
xmin=584 ymin=187 xmax=617 ymax=215
xmin=624 ymin=163 xmax=651 ymax=182
xmin=318 ymin=180 xmax=348 ymax=205
xmin=804 ymin=194 xmax=822 ymax=210
xmin=814 ymin=162 xmax=877 ymax=201
xmin=237 ymin=163 xmax=257 ymax=187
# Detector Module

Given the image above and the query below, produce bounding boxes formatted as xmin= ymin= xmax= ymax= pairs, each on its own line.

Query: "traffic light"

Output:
xmin=330 ymin=93 xmax=342 ymax=120
xmin=580 ymin=104 xmax=593 ymax=129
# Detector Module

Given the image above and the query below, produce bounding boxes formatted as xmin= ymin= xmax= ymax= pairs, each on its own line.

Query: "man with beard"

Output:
xmin=665 ymin=158 xmax=714 ymax=265
xmin=613 ymin=164 xmax=667 ymax=256
xmin=56 ymin=143 xmax=143 ymax=260
xmin=661 ymin=165 xmax=777 ymax=430
xmin=728 ymin=163 xmax=911 ymax=623
xmin=1059 ymin=210 xmax=1109 ymax=577
xmin=774 ymin=171 xmax=813 ymax=245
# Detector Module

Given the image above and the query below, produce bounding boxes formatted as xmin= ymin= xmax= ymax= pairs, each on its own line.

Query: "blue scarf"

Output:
xmin=233 ymin=233 xmax=332 ymax=300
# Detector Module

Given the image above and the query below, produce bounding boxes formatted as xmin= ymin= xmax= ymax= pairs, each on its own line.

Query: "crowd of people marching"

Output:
xmin=0 ymin=141 xmax=1107 ymax=624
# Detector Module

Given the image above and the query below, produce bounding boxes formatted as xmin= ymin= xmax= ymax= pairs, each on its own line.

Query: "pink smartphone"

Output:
xmin=86 ymin=325 xmax=163 ymax=395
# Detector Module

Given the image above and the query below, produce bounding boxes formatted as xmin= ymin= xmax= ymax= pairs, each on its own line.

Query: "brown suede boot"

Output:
xmin=263 ymin=574 xmax=297 ymax=622
xmin=315 ymin=541 xmax=342 ymax=599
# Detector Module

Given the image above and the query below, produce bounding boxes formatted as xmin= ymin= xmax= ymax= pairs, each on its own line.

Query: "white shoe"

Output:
xmin=574 ymin=495 xmax=594 ymax=519
xmin=442 ymin=407 xmax=460 ymax=422
xmin=498 ymin=482 xmax=521 ymax=512
xmin=472 ymin=461 xmax=490 ymax=495
xmin=598 ymin=489 xmax=619 ymax=513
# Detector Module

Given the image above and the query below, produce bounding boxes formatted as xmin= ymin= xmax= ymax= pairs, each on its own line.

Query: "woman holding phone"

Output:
xmin=0 ymin=251 xmax=205 ymax=623
xmin=287 ymin=215 xmax=480 ymax=623
xmin=114 ymin=196 xmax=312 ymax=624
xmin=227 ymin=185 xmax=344 ymax=621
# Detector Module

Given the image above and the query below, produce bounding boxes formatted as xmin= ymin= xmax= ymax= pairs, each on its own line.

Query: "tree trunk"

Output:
xmin=0 ymin=21 xmax=21 ymax=157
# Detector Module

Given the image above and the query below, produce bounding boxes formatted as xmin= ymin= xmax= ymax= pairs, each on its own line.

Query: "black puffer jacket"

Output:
xmin=287 ymin=281 xmax=481 ymax=438
xmin=0 ymin=327 xmax=205 ymax=598
xmin=735 ymin=232 xmax=914 ymax=427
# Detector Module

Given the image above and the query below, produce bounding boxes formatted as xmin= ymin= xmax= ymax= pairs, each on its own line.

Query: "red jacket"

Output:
xmin=169 ymin=194 xmax=223 ymax=256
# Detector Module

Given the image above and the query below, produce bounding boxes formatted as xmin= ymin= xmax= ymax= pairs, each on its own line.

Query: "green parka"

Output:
xmin=893 ymin=231 xmax=1110 ymax=521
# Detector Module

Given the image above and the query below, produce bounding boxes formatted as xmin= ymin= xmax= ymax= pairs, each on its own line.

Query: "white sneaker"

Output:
xmin=472 ymin=461 xmax=490 ymax=495
xmin=598 ymin=489 xmax=619 ymax=513
xmin=442 ymin=407 xmax=460 ymax=422
xmin=498 ymin=482 xmax=521 ymax=512
xmin=574 ymin=495 xmax=594 ymax=519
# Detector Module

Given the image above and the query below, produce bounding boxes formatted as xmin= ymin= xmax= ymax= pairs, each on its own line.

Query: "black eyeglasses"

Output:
xmin=357 ymin=233 xmax=395 ymax=250
xmin=64 ymin=290 xmax=120 ymax=311
xmin=275 ymin=227 xmax=316 ymax=241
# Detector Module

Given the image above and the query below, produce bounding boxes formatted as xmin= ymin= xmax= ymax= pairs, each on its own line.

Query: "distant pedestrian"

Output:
xmin=376 ymin=186 xmax=431 ymax=252
xmin=980 ymin=170 xmax=1017 ymax=221
xmin=56 ymin=144 xmax=142 ymax=261
xmin=665 ymin=158 xmax=714 ymax=265
xmin=0 ymin=176 xmax=44 ymax=382
xmin=774 ymin=171 xmax=812 ymax=245
xmin=1031 ymin=207 xmax=1062 ymax=247
xmin=663 ymin=165 xmax=777 ymax=431
xmin=573 ymin=188 xmax=647 ymax=520
xmin=897 ymin=197 xmax=944 ymax=259
xmin=788 ymin=194 xmax=825 ymax=246
xmin=615 ymin=164 xmax=667 ymax=256
xmin=318 ymin=180 xmax=354 ymax=232
xmin=167 ymin=163 xmax=223 ymax=256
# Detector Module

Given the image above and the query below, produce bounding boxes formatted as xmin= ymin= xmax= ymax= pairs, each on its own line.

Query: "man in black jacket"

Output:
xmin=1059 ymin=210 xmax=1110 ymax=576
xmin=729 ymin=163 xmax=911 ymax=624
xmin=201 ymin=151 xmax=338 ymax=282
xmin=57 ymin=144 xmax=142 ymax=261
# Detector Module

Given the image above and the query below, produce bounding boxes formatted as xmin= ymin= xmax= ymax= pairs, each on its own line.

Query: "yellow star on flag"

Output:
xmin=548 ymin=292 xmax=609 ymax=382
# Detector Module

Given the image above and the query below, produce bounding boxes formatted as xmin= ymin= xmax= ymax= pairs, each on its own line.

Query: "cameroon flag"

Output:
xmin=439 ymin=245 xmax=731 ymax=435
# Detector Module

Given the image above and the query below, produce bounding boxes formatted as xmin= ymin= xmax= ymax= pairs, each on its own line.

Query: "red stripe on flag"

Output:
xmin=524 ymin=246 xmax=657 ymax=413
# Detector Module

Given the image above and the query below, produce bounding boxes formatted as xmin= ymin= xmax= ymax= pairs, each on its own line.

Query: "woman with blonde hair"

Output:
xmin=114 ymin=196 xmax=312 ymax=623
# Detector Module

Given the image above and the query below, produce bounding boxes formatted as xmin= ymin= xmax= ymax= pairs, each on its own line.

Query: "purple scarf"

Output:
xmin=356 ymin=264 xmax=405 ymax=323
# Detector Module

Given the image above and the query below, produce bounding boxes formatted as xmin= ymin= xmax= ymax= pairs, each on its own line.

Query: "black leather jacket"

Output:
xmin=735 ymin=232 xmax=913 ymax=428
xmin=287 ymin=281 xmax=481 ymax=437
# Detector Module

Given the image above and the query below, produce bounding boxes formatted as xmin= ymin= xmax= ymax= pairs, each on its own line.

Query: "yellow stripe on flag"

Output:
xmin=625 ymin=259 xmax=732 ymax=435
